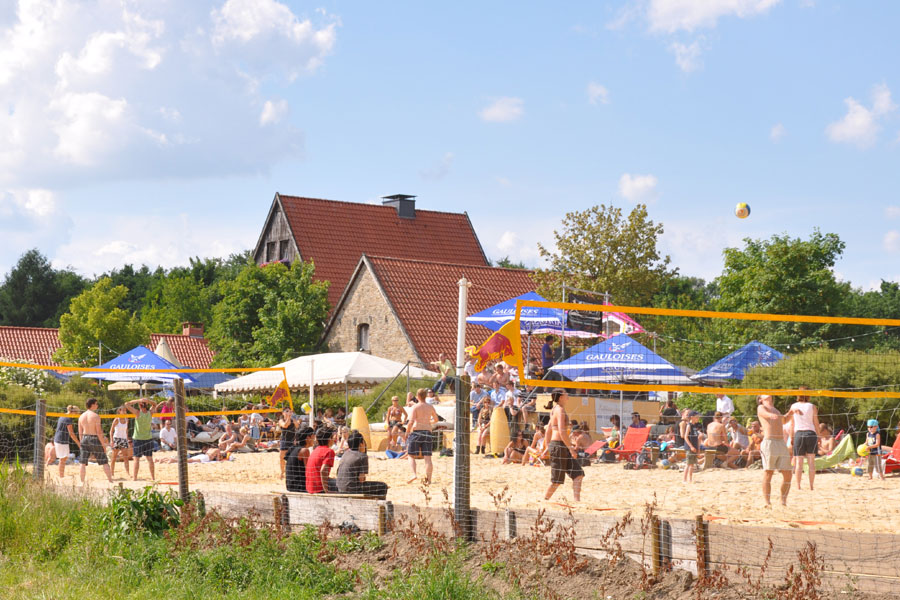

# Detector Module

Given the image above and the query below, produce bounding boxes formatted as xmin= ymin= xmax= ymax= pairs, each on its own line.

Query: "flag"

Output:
xmin=465 ymin=319 xmax=522 ymax=373
xmin=267 ymin=379 xmax=292 ymax=408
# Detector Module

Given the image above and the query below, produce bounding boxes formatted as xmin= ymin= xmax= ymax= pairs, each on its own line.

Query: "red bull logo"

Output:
xmin=465 ymin=319 xmax=521 ymax=372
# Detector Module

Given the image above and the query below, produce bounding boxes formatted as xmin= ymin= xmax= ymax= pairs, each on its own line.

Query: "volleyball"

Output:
xmin=857 ymin=444 xmax=870 ymax=457
xmin=301 ymin=402 xmax=312 ymax=414
xmin=735 ymin=203 xmax=751 ymax=218
xmin=660 ymin=459 xmax=670 ymax=469
xmin=852 ymin=467 xmax=864 ymax=477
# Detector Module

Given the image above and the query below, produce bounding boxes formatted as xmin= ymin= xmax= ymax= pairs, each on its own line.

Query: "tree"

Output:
xmin=103 ymin=264 xmax=166 ymax=318
xmin=141 ymin=274 xmax=212 ymax=334
xmin=714 ymin=230 xmax=852 ymax=346
xmin=0 ymin=249 xmax=88 ymax=327
xmin=54 ymin=278 xmax=150 ymax=365
xmin=492 ymin=256 xmax=527 ymax=269
xmin=207 ymin=261 xmax=329 ymax=367
xmin=532 ymin=204 xmax=672 ymax=307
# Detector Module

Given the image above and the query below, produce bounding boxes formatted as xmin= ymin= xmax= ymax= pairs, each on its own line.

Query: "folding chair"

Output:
xmin=884 ymin=435 xmax=900 ymax=475
xmin=610 ymin=427 xmax=650 ymax=462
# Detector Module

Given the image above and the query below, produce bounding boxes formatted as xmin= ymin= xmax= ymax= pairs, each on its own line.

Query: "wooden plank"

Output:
xmin=200 ymin=489 xmax=277 ymax=521
xmin=285 ymin=494 xmax=383 ymax=531
xmin=667 ymin=518 xmax=698 ymax=575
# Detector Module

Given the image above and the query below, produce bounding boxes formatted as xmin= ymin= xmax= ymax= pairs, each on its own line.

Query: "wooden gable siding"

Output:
xmin=253 ymin=200 xmax=298 ymax=264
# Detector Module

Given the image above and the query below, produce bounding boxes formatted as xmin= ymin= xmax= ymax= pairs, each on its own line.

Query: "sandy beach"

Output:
xmin=60 ymin=449 xmax=900 ymax=534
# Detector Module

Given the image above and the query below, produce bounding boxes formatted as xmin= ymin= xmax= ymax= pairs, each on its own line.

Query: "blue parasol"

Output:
xmin=692 ymin=341 xmax=784 ymax=383
xmin=81 ymin=345 xmax=196 ymax=385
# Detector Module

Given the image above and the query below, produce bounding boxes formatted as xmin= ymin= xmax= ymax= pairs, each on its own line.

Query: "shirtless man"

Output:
xmin=706 ymin=412 xmax=740 ymax=468
xmin=757 ymin=395 xmax=793 ymax=507
xmin=77 ymin=398 xmax=114 ymax=485
xmin=406 ymin=388 xmax=439 ymax=484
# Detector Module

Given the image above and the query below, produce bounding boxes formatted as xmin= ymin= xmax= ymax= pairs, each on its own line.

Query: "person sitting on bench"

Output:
xmin=336 ymin=430 xmax=388 ymax=499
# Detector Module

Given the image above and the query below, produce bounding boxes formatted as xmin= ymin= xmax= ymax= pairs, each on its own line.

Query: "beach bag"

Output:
xmin=599 ymin=449 xmax=617 ymax=463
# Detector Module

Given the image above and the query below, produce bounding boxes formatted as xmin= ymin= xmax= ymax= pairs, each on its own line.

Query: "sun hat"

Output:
xmin=867 ymin=419 xmax=879 ymax=427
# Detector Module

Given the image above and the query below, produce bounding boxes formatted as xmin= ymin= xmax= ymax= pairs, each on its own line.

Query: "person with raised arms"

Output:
xmin=124 ymin=398 xmax=158 ymax=481
xmin=757 ymin=395 xmax=794 ymax=507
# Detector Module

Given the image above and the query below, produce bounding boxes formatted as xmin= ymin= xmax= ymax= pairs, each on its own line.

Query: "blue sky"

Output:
xmin=1 ymin=0 xmax=899 ymax=291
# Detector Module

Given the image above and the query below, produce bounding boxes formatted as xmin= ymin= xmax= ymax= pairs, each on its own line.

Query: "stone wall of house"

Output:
xmin=324 ymin=267 xmax=419 ymax=364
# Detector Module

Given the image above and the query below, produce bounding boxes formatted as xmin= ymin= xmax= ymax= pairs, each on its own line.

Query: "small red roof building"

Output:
xmin=252 ymin=194 xmax=489 ymax=310
xmin=0 ymin=323 xmax=215 ymax=369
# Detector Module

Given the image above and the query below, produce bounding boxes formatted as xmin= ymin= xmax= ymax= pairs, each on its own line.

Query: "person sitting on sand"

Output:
xmin=217 ymin=423 xmax=237 ymax=452
xmin=158 ymin=448 xmax=227 ymax=463
xmin=571 ymin=422 xmax=592 ymax=458
xmin=159 ymin=420 xmax=177 ymax=453
xmin=524 ymin=424 xmax=547 ymax=465
xmin=502 ymin=431 xmax=528 ymax=464
xmin=226 ymin=426 xmax=255 ymax=453
xmin=336 ymin=430 xmax=389 ymax=499
xmin=385 ymin=426 xmax=407 ymax=459
xmin=817 ymin=423 xmax=835 ymax=456
xmin=285 ymin=427 xmax=315 ymax=492
xmin=332 ymin=426 xmax=350 ymax=457
xmin=658 ymin=426 xmax=676 ymax=446
xmin=706 ymin=412 xmax=741 ymax=468
xmin=742 ymin=421 xmax=763 ymax=467
xmin=306 ymin=427 xmax=337 ymax=494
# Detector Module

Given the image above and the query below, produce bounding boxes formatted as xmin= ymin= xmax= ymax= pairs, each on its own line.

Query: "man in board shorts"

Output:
xmin=77 ymin=398 xmax=113 ymax=485
xmin=406 ymin=388 xmax=439 ymax=484
xmin=125 ymin=398 xmax=159 ymax=481
xmin=756 ymin=395 xmax=793 ymax=507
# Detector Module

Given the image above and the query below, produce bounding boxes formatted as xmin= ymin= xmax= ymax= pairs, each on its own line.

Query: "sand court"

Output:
xmin=67 ymin=449 xmax=900 ymax=534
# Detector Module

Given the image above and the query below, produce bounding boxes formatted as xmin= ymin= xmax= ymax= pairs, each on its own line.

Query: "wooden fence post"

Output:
xmin=173 ymin=379 xmax=189 ymax=503
xmin=651 ymin=515 xmax=661 ymax=577
xmin=32 ymin=398 xmax=46 ymax=482
xmin=695 ymin=514 xmax=709 ymax=577
xmin=505 ymin=509 xmax=517 ymax=540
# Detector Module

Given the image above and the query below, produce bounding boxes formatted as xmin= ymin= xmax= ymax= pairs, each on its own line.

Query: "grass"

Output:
xmin=0 ymin=463 xmax=509 ymax=600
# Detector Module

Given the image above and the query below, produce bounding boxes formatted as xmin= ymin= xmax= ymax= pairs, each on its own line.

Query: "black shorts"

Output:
xmin=793 ymin=430 xmax=818 ymax=456
xmin=713 ymin=444 xmax=729 ymax=455
xmin=80 ymin=435 xmax=108 ymax=465
xmin=549 ymin=441 xmax=584 ymax=484
xmin=389 ymin=420 xmax=400 ymax=428
xmin=407 ymin=431 xmax=433 ymax=457
xmin=133 ymin=438 xmax=155 ymax=458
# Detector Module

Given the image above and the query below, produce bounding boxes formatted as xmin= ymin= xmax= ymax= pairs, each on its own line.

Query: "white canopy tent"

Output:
xmin=214 ymin=351 xmax=438 ymax=394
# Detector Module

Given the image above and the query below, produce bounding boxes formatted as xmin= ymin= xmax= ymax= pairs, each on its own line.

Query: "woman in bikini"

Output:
xmin=386 ymin=396 xmax=407 ymax=448
xmin=109 ymin=406 xmax=132 ymax=478
xmin=543 ymin=388 xmax=584 ymax=502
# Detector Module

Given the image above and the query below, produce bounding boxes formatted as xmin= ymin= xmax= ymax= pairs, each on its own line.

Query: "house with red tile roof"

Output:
xmin=252 ymin=193 xmax=489 ymax=310
xmin=0 ymin=323 xmax=215 ymax=369
xmin=323 ymin=255 xmax=536 ymax=366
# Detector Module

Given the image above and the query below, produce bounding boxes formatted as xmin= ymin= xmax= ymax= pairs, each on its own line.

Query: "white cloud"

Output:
xmin=618 ymin=173 xmax=659 ymax=203
xmin=669 ymin=40 xmax=703 ymax=72
xmin=0 ymin=1 xmax=337 ymax=190
xmin=769 ymin=123 xmax=786 ymax=142
xmin=419 ymin=152 xmax=454 ymax=181
xmin=647 ymin=0 xmax=782 ymax=33
xmin=587 ymin=82 xmax=609 ymax=105
xmin=884 ymin=231 xmax=900 ymax=253
xmin=489 ymin=228 xmax=542 ymax=266
xmin=0 ymin=189 xmax=72 ymax=274
xmin=494 ymin=176 xmax=512 ymax=187
xmin=886 ymin=206 xmax=900 ymax=218
xmin=479 ymin=97 xmax=524 ymax=123
xmin=826 ymin=83 xmax=896 ymax=148
xmin=259 ymin=99 xmax=289 ymax=125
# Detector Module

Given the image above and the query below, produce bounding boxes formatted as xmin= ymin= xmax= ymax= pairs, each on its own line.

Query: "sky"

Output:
xmin=1 ymin=0 xmax=899 ymax=291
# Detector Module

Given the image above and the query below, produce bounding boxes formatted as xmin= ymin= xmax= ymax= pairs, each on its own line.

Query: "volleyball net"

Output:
xmin=0 ymin=361 xmax=292 ymax=465
xmin=511 ymin=299 xmax=900 ymax=435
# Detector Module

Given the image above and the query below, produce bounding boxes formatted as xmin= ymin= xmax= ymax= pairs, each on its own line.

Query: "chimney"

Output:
xmin=381 ymin=194 xmax=416 ymax=219
xmin=182 ymin=322 xmax=204 ymax=338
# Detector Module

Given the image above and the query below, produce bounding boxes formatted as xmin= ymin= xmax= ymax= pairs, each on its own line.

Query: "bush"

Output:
xmin=100 ymin=486 xmax=183 ymax=540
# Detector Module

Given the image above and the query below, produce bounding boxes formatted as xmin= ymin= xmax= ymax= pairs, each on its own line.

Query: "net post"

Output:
xmin=32 ymin=397 xmax=46 ymax=483
xmin=454 ymin=374 xmax=472 ymax=541
xmin=173 ymin=378 xmax=189 ymax=503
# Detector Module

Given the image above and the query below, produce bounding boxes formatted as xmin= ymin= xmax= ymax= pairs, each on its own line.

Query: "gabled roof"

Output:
xmin=266 ymin=194 xmax=488 ymax=309
xmin=0 ymin=326 xmax=63 ymax=366
xmin=328 ymin=256 xmax=536 ymax=364
xmin=0 ymin=327 xmax=215 ymax=369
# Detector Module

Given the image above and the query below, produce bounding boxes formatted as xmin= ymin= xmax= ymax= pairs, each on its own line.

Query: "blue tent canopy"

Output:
xmin=549 ymin=334 xmax=694 ymax=384
xmin=81 ymin=345 xmax=196 ymax=384
xmin=692 ymin=341 xmax=784 ymax=383
xmin=466 ymin=292 xmax=564 ymax=333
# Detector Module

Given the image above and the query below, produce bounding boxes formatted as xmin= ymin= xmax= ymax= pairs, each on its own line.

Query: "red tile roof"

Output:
xmin=0 ymin=326 xmax=63 ymax=366
xmin=363 ymin=256 xmax=536 ymax=364
xmin=278 ymin=195 xmax=488 ymax=309
xmin=0 ymin=327 xmax=215 ymax=369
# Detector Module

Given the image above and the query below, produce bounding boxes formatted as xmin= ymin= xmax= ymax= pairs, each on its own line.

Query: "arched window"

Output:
xmin=357 ymin=323 xmax=370 ymax=352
